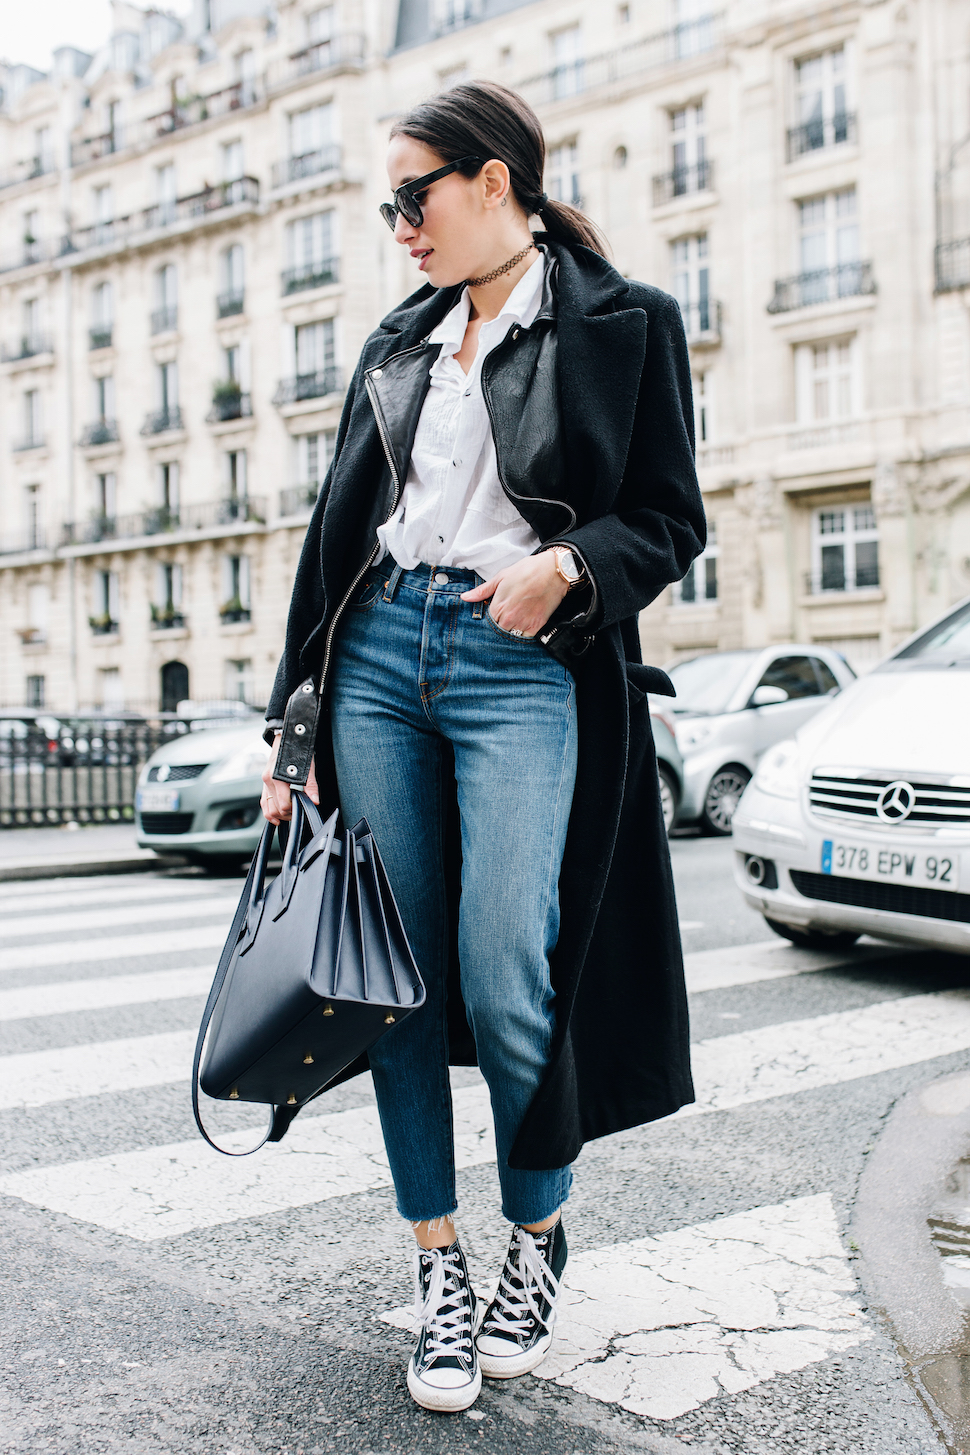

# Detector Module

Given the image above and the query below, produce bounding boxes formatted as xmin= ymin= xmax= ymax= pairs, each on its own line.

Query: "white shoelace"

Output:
xmin=483 ymin=1228 xmax=562 ymax=1337
xmin=413 ymin=1247 xmax=473 ymax=1359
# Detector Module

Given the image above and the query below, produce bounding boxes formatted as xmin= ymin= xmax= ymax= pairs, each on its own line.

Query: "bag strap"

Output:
xmin=272 ymin=676 xmax=321 ymax=788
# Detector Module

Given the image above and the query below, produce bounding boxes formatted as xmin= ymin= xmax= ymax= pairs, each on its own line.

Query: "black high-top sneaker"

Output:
xmin=407 ymin=1240 xmax=481 ymax=1412
xmin=476 ymin=1219 xmax=567 ymax=1379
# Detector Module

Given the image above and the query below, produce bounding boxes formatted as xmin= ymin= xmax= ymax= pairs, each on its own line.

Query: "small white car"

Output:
xmin=733 ymin=595 xmax=970 ymax=954
xmin=657 ymin=645 xmax=856 ymax=834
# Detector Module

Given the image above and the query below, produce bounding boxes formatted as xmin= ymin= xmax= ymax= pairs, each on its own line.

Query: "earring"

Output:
xmin=501 ymin=197 xmax=507 ymax=206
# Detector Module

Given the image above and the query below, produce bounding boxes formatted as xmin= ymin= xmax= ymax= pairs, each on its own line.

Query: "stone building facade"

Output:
xmin=1 ymin=0 xmax=969 ymax=712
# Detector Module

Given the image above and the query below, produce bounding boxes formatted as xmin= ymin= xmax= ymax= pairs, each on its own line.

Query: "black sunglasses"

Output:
xmin=379 ymin=156 xmax=483 ymax=232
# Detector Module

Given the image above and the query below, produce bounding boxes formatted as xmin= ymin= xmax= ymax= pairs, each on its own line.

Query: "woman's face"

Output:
xmin=385 ymin=135 xmax=507 ymax=288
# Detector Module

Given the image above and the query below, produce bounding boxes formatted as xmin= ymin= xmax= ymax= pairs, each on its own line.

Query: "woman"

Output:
xmin=261 ymin=80 xmax=705 ymax=1413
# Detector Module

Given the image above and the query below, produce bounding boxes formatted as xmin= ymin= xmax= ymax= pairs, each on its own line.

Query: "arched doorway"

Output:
xmin=160 ymin=660 xmax=189 ymax=713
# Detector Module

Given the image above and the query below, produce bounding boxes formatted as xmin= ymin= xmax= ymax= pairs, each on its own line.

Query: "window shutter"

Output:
xmin=794 ymin=343 xmax=813 ymax=423
xmin=239 ymin=555 xmax=251 ymax=608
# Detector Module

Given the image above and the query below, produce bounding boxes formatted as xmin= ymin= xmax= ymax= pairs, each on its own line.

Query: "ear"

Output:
xmin=480 ymin=158 xmax=512 ymax=211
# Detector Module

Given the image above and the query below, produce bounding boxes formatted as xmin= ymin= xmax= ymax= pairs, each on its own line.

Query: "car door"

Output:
xmin=748 ymin=655 xmax=825 ymax=758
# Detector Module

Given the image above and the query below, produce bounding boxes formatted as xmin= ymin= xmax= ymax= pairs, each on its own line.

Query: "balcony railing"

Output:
xmin=13 ymin=434 xmax=45 ymax=452
xmin=272 ymin=144 xmax=342 ymax=188
xmin=0 ymin=237 xmax=66 ymax=275
xmin=787 ymin=112 xmax=857 ymax=162
xmin=0 ymin=155 xmax=56 ymax=190
xmin=140 ymin=406 xmax=184 ymax=436
xmin=89 ymin=325 xmax=113 ymax=350
xmin=803 ymin=559 xmax=880 ymax=595
xmin=70 ymin=130 xmax=122 ymax=167
xmin=273 ymin=368 xmax=343 ymax=405
xmin=150 ymin=605 xmax=186 ymax=630
xmin=61 ymin=496 xmax=268 ymax=547
xmin=206 ymin=390 xmax=253 ymax=423
xmin=281 ymin=257 xmax=340 ymax=294
xmin=0 ymin=529 xmax=47 ymax=555
xmin=151 ymin=305 xmax=178 ymax=335
xmin=219 ymin=601 xmax=252 ymax=624
xmin=89 ymin=614 xmax=120 ymax=636
xmin=217 ymin=289 xmax=245 ymax=318
xmin=680 ymin=299 xmax=722 ymax=345
xmin=66 ymin=178 xmax=259 ymax=255
xmin=283 ymin=32 xmax=366 ymax=80
xmin=653 ymin=159 xmax=713 ymax=206
xmin=279 ymin=483 xmax=321 ymax=516
xmin=1 ymin=333 xmax=53 ymax=361
xmin=80 ymin=419 xmax=120 ymax=447
xmin=516 ymin=13 xmax=723 ymax=108
xmin=71 ymin=83 xmax=262 ymax=168
xmin=768 ymin=260 xmax=876 ymax=313
xmin=936 ymin=239 xmax=970 ymax=293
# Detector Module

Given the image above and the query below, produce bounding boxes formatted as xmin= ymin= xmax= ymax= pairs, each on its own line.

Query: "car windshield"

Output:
xmin=666 ymin=652 xmax=758 ymax=714
xmin=892 ymin=600 xmax=970 ymax=665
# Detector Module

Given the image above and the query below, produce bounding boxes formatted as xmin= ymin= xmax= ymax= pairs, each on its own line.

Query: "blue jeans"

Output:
xmin=329 ymin=562 xmax=578 ymax=1225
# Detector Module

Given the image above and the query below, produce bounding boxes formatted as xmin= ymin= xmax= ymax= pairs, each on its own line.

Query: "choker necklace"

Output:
xmin=466 ymin=241 xmax=536 ymax=288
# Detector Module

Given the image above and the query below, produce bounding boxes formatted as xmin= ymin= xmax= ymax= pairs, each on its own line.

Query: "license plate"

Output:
xmin=821 ymin=839 xmax=960 ymax=891
xmin=137 ymin=786 xmax=180 ymax=813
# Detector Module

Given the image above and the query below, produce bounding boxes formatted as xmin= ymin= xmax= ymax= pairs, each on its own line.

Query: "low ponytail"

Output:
xmin=390 ymin=80 xmax=611 ymax=261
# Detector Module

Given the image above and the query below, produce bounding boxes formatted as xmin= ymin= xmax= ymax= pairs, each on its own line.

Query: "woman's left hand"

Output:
xmin=460 ymin=551 xmax=570 ymax=637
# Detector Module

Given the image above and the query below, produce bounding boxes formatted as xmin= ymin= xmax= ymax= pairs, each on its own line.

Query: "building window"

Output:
xmin=791 ymin=46 xmax=851 ymax=158
xmin=33 ymin=125 xmax=54 ymax=175
xmin=811 ymin=505 xmax=878 ymax=593
xmin=222 ymin=139 xmax=244 ymax=182
xmin=91 ymin=570 xmax=120 ymax=634
xmin=92 ymin=184 xmax=114 ymax=244
xmin=218 ymin=244 xmax=245 ymax=316
xmin=154 ymin=163 xmax=176 ymax=225
xmin=548 ymin=141 xmax=580 ymax=207
xmin=671 ymin=234 xmax=711 ymax=336
xmin=550 ymin=25 xmax=583 ymax=99
xmin=295 ymin=318 xmax=337 ymax=382
xmin=299 ymin=430 xmax=336 ymax=484
xmin=99 ymin=667 xmax=124 ymax=708
xmin=152 ymin=562 xmax=184 ymax=628
xmin=22 ymin=296 xmax=41 ymax=348
xmin=152 ymin=263 xmax=178 ymax=334
xmin=224 ymin=657 xmax=255 ymax=703
xmin=91 ymin=280 xmax=114 ymax=348
xmin=22 ymin=389 xmax=43 ymax=449
xmin=794 ymin=337 xmax=858 ymax=422
xmin=93 ymin=374 xmax=115 ymax=423
xmin=673 ymin=520 xmax=718 ymax=604
xmin=672 ymin=0 xmax=715 ymax=59
xmin=306 ymin=5 xmax=334 ymax=43
xmin=24 ymin=484 xmax=41 ymax=549
xmin=96 ymin=472 xmax=117 ymax=520
xmin=433 ymin=0 xmax=482 ymax=32
xmin=289 ymin=102 xmax=334 ymax=163
xmin=693 ymin=371 xmax=711 ymax=443
xmin=235 ymin=48 xmax=257 ymax=105
xmin=797 ymin=187 xmax=859 ymax=296
xmin=669 ymin=102 xmax=708 ymax=195
xmin=284 ymin=211 xmax=338 ymax=291
xmin=225 ymin=449 xmax=248 ymax=505
xmin=221 ymin=555 xmax=251 ymax=623
xmin=157 ymin=359 xmax=179 ymax=413
xmin=26 ymin=675 xmax=46 ymax=708
xmin=156 ymin=461 xmax=180 ymax=526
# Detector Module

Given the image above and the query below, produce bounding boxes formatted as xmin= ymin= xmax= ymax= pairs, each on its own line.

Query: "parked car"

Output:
xmin=651 ymin=705 xmax=685 ymax=835
xmin=135 ymin=721 xmax=270 ymax=868
xmin=653 ymin=646 xmax=856 ymax=834
xmin=0 ymin=710 xmax=68 ymax=766
xmin=732 ymin=595 xmax=970 ymax=954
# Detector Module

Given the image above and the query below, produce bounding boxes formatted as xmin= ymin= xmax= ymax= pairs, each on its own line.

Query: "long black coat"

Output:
xmin=266 ymin=238 xmax=706 ymax=1171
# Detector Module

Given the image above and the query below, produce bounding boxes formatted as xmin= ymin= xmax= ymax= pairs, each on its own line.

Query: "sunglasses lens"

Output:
xmin=379 ymin=202 xmax=397 ymax=231
xmin=399 ymin=195 xmax=422 ymax=227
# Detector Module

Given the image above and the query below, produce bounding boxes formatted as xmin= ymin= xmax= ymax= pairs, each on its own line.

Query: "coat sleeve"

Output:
xmin=553 ymin=291 xmax=705 ymax=634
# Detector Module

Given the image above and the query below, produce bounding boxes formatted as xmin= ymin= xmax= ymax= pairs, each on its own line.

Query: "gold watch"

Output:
xmin=552 ymin=546 xmax=585 ymax=590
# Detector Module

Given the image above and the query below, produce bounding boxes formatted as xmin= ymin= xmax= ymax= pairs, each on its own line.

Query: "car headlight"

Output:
xmin=209 ymin=742 xmax=271 ymax=783
xmin=675 ymin=719 xmax=715 ymax=752
xmin=754 ymin=739 xmax=801 ymax=799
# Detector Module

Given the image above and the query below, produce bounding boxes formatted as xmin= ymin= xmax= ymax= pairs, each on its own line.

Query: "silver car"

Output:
xmin=655 ymin=645 xmax=856 ymax=834
xmin=135 ymin=720 xmax=270 ymax=868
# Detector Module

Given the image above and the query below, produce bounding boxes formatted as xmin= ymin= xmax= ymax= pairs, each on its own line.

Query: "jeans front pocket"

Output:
xmin=348 ymin=573 xmax=385 ymax=612
xmin=484 ymin=608 xmax=538 ymax=644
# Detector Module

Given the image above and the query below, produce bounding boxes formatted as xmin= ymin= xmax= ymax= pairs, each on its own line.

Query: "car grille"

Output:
xmin=809 ymin=771 xmax=970 ymax=826
xmin=146 ymin=763 xmax=207 ymax=782
xmin=791 ymin=869 xmax=970 ymax=925
xmin=139 ymin=812 xmax=195 ymax=835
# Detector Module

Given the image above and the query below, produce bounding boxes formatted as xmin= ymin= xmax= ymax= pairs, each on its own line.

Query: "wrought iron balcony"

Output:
xmin=66 ymin=178 xmax=259 ymax=254
xmin=140 ymin=406 xmax=184 ymax=436
xmin=279 ymin=483 xmax=321 ymax=516
xmin=680 ymin=299 xmax=722 ymax=345
xmin=803 ymin=558 xmax=880 ymax=595
xmin=89 ymin=613 xmax=120 ymax=636
xmin=219 ymin=600 xmax=252 ymax=625
xmin=150 ymin=604 xmax=186 ymax=630
xmin=653 ymin=159 xmax=713 ymax=206
xmin=217 ymin=289 xmax=245 ymax=318
xmin=206 ymin=390 xmax=253 ymax=423
xmin=768 ymin=261 xmax=876 ymax=313
xmin=61 ymin=496 xmax=269 ymax=547
xmin=281 ymin=257 xmax=340 ymax=294
xmin=80 ymin=419 xmax=120 ymax=447
xmin=71 ymin=82 xmax=261 ymax=167
xmin=936 ymin=239 xmax=970 ymax=293
xmin=151 ymin=305 xmax=178 ymax=335
xmin=89 ymin=325 xmax=113 ymax=350
xmin=70 ymin=130 xmax=122 ymax=167
xmin=273 ymin=368 xmax=343 ymax=406
xmin=516 ymin=13 xmax=722 ymax=107
xmin=787 ymin=112 xmax=857 ymax=162
xmin=272 ymin=144 xmax=342 ymax=189
xmin=0 ymin=529 xmax=47 ymax=555
xmin=0 ymin=154 xmax=55 ymax=190
xmin=1 ymin=333 xmax=53 ymax=361
xmin=283 ymin=32 xmax=366 ymax=80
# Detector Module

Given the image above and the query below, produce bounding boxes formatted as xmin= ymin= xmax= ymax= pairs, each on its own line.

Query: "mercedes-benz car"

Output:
xmin=732 ymin=595 xmax=970 ymax=954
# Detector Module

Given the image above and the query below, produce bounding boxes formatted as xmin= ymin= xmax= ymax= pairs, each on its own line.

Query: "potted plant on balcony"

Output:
xmin=219 ymin=596 xmax=250 ymax=625
xmin=88 ymin=611 xmax=117 ymax=635
xmin=210 ymin=378 xmax=243 ymax=421
xmin=150 ymin=602 xmax=185 ymax=629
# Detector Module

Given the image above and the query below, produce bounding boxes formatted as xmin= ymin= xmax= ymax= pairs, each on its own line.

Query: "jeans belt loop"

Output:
xmin=383 ymin=562 xmax=404 ymax=603
xmin=471 ymin=573 xmax=485 ymax=620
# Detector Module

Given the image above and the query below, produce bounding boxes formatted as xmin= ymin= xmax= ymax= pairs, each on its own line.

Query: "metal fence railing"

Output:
xmin=0 ymin=711 xmax=259 ymax=828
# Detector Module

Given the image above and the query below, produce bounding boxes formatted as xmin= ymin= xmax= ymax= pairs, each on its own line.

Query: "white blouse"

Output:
xmin=376 ymin=249 xmax=546 ymax=580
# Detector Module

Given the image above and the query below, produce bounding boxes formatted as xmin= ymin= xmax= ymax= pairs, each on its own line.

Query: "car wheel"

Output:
xmin=764 ymin=919 xmax=860 ymax=952
xmin=658 ymin=763 xmax=678 ymax=836
xmin=700 ymin=766 xmax=751 ymax=836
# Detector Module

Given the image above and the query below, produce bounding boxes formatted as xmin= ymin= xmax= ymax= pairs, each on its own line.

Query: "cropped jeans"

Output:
xmin=329 ymin=561 xmax=578 ymax=1226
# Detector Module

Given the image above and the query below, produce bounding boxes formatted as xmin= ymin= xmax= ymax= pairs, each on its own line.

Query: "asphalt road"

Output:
xmin=0 ymin=835 xmax=962 ymax=1455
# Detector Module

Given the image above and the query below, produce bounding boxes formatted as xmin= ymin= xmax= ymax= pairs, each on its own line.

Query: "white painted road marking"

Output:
xmin=683 ymin=938 xmax=912 ymax=995
xmin=382 ymin=1193 xmax=870 ymax=1420
xmin=0 ymin=925 xmax=228 ymax=975
xmin=0 ymin=967 xmax=214 ymax=1022
xmin=4 ymin=989 xmax=970 ymax=1234
xmin=3 ymin=897 xmax=237 ymax=940
xmin=0 ymin=881 xmax=236 ymax=915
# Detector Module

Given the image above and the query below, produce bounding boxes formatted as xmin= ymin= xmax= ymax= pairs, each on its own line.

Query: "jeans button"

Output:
xmin=433 ymin=571 xmax=449 ymax=586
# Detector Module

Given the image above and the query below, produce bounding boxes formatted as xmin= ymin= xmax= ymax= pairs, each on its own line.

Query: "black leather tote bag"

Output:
xmin=192 ymin=789 xmax=425 ymax=1155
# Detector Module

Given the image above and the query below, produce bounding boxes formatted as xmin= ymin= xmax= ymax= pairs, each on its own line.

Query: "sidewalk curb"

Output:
xmin=0 ymin=850 xmax=185 ymax=881
xmin=854 ymin=1067 xmax=970 ymax=1453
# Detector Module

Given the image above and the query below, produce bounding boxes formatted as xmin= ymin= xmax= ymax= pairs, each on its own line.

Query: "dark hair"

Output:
xmin=389 ymin=80 xmax=610 ymax=259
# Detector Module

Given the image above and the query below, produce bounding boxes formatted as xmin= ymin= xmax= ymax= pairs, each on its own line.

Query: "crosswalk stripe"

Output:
xmin=682 ymin=938 xmax=912 ymax=995
xmin=3 ymin=896 xmax=237 ymax=940
xmin=3 ymin=987 xmax=970 ymax=1237
xmin=0 ymin=967 xmax=214 ymax=1022
xmin=381 ymin=1193 xmax=870 ymax=1421
xmin=0 ymin=924 xmax=228 ymax=975
xmin=0 ymin=881 xmax=236 ymax=914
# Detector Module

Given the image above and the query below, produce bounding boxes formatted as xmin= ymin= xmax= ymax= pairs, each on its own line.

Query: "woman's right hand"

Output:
xmin=260 ymin=732 xmax=320 ymax=824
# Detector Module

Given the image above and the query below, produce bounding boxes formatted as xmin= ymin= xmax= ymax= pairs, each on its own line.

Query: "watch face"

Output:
xmin=558 ymin=549 xmax=580 ymax=581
